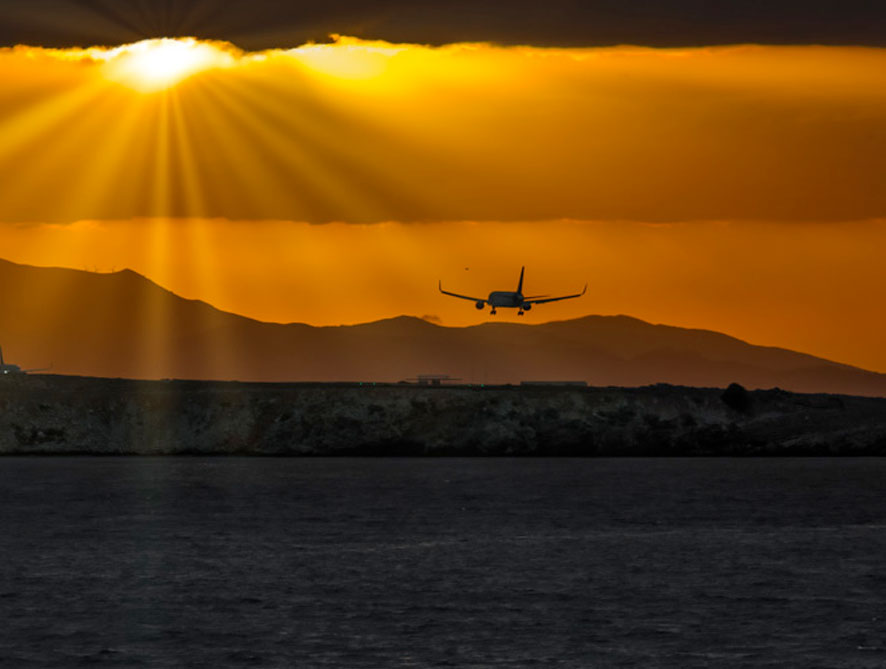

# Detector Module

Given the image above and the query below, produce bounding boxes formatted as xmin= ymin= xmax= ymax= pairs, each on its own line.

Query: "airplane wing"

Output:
xmin=523 ymin=283 xmax=587 ymax=305
xmin=439 ymin=281 xmax=485 ymax=302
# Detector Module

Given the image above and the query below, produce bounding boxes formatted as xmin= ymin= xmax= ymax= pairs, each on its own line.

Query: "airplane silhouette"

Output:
xmin=0 ymin=346 xmax=51 ymax=375
xmin=439 ymin=266 xmax=586 ymax=315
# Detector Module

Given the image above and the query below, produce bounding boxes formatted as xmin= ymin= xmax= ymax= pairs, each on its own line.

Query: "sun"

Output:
xmin=104 ymin=38 xmax=233 ymax=92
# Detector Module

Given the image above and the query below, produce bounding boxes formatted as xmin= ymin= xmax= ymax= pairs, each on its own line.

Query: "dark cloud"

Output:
xmin=0 ymin=0 xmax=883 ymax=48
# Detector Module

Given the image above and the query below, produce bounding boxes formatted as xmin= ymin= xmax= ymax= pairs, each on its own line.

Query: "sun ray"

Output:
xmin=215 ymin=69 xmax=432 ymax=221
xmin=195 ymin=82 xmax=337 ymax=218
xmin=26 ymin=89 xmax=148 ymax=223
xmin=169 ymin=76 xmax=276 ymax=219
xmin=0 ymin=87 xmax=125 ymax=223
xmin=166 ymin=91 xmax=234 ymax=375
xmin=194 ymin=77 xmax=374 ymax=221
xmin=0 ymin=84 xmax=106 ymax=160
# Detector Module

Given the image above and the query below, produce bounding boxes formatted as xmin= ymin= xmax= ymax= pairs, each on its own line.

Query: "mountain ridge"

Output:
xmin=0 ymin=257 xmax=882 ymax=395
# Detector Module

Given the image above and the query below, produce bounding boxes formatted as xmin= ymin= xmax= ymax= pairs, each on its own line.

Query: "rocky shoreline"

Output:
xmin=1 ymin=375 xmax=885 ymax=455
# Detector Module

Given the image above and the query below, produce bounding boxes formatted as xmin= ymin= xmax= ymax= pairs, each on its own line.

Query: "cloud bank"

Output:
xmin=1 ymin=38 xmax=884 ymax=224
xmin=1 ymin=0 xmax=884 ymax=49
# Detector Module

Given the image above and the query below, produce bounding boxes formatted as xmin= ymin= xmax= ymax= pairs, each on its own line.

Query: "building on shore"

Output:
xmin=404 ymin=374 xmax=461 ymax=386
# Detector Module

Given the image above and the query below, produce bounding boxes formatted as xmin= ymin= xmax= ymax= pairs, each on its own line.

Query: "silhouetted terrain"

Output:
xmin=2 ymin=376 xmax=885 ymax=455
xmin=1 ymin=258 xmax=884 ymax=396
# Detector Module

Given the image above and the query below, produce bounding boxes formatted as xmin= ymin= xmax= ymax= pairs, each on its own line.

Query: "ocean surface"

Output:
xmin=0 ymin=458 xmax=885 ymax=668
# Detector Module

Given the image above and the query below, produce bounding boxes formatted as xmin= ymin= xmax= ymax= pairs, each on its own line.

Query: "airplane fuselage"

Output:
xmin=487 ymin=291 xmax=526 ymax=309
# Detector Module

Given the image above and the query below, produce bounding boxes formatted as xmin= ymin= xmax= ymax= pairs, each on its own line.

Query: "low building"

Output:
xmin=405 ymin=374 xmax=461 ymax=386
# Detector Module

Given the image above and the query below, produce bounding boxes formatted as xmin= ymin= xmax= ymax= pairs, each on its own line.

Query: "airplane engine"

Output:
xmin=475 ymin=301 xmax=485 ymax=310
xmin=522 ymin=303 xmax=532 ymax=311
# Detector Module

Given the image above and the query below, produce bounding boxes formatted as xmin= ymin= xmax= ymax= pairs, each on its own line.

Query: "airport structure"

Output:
xmin=405 ymin=374 xmax=461 ymax=386
xmin=0 ymin=346 xmax=22 ymax=375
xmin=0 ymin=346 xmax=49 ymax=375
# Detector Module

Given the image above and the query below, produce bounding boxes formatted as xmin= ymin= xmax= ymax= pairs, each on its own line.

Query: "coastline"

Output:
xmin=1 ymin=375 xmax=885 ymax=456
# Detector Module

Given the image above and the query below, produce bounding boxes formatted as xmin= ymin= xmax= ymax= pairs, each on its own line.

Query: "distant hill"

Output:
xmin=1 ymin=258 xmax=884 ymax=396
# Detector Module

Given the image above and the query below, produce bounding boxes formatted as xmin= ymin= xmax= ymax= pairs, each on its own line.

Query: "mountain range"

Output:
xmin=1 ymin=258 xmax=884 ymax=396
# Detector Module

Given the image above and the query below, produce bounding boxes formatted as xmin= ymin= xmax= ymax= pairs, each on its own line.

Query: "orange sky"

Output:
xmin=1 ymin=217 xmax=885 ymax=372
xmin=0 ymin=38 xmax=884 ymax=372
xmin=1 ymin=38 xmax=884 ymax=223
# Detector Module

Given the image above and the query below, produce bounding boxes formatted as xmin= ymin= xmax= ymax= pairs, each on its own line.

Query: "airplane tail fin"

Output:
xmin=516 ymin=266 xmax=525 ymax=294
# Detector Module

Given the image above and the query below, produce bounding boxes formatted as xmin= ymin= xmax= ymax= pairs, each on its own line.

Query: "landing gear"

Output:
xmin=518 ymin=310 xmax=524 ymax=316
xmin=490 ymin=309 xmax=497 ymax=315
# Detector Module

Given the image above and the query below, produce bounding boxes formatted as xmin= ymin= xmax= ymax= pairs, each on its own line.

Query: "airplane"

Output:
xmin=0 ymin=346 xmax=51 ymax=375
xmin=439 ymin=266 xmax=586 ymax=315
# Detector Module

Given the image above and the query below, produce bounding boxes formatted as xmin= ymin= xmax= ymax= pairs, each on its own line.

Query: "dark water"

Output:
xmin=1 ymin=458 xmax=885 ymax=667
